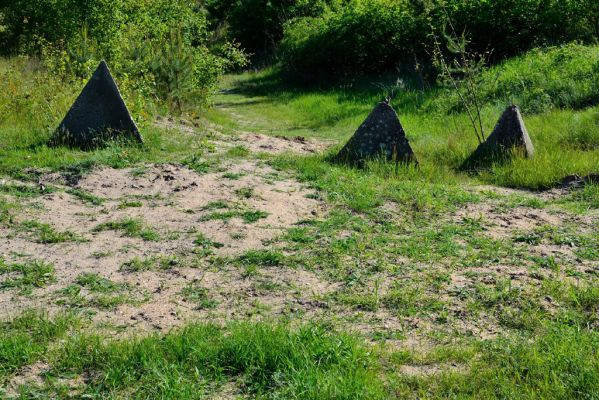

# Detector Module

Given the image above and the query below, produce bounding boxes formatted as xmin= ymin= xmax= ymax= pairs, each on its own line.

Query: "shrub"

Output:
xmin=0 ymin=0 xmax=248 ymax=112
xmin=280 ymin=0 xmax=599 ymax=81
xmin=204 ymin=0 xmax=340 ymax=58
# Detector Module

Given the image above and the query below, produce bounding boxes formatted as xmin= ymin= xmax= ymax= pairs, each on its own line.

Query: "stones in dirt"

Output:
xmin=335 ymin=100 xmax=416 ymax=166
xmin=462 ymin=105 xmax=534 ymax=169
xmin=52 ymin=60 xmax=142 ymax=148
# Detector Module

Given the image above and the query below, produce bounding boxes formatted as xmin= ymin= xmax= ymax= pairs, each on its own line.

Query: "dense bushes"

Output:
xmin=204 ymin=0 xmax=341 ymax=58
xmin=0 ymin=0 xmax=248 ymax=111
xmin=280 ymin=0 xmax=599 ymax=80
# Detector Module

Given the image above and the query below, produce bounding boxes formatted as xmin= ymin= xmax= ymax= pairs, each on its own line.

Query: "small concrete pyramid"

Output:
xmin=462 ymin=105 xmax=534 ymax=169
xmin=53 ymin=60 xmax=142 ymax=148
xmin=336 ymin=100 xmax=416 ymax=165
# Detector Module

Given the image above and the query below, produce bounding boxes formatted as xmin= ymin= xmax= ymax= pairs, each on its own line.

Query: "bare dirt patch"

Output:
xmin=454 ymin=201 xmax=565 ymax=240
xmin=0 ymin=161 xmax=332 ymax=332
xmin=4 ymin=362 xmax=50 ymax=398
xmin=237 ymin=132 xmax=333 ymax=155
xmin=155 ymin=117 xmax=334 ymax=155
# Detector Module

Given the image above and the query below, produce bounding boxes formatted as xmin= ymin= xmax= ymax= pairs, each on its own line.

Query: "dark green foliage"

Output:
xmin=0 ymin=0 xmax=116 ymax=55
xmin=204 ymin=0 xmax=339 ymax=58
xmin=0 ymin=0 xmax=247 ymax=111
xmin=280 ymin=0 xmax=599 ymax=80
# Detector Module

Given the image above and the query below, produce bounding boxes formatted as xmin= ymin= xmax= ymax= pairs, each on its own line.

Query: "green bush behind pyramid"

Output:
xmin=53 ymin=61 xmax=142 ymax=148
xmin=336 ymin=100 xmax=416 ymax=165
xmin=461 ymin=105 xmax=534 ymax=170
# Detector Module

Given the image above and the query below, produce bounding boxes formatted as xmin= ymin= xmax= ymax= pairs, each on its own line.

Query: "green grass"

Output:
xmin=194 ymin=233 xmax=224 ymax=250
xmin=2 ymin=48 xmax=597 ymax=193
xmin=180 ymin=282 xmax=219 ymax=310
xmin=200 ymin=200 xmax=230 ymax=211
xmin=75 ymin=273 xmax=123 ymax=293
xmin=92 ymin=218 xmax=160 ymax=241
xmin=3 ymin=310 xmax=598 ymax=399
xmin=20 ymin=219 xmax=86 ymax=244
xmin=55 ymin=273 xmax=145 ymax=310
xmin=48 ymin=320 xmax=384 ymax=399
xmin=208 ymin=46 xmax=599 ymax=191
xmin=439 ymin=43 xmax=599 ymax=114
xmin=0 ymin=57 xmax=214 ymax=179
xmin=65 ymin=188 xmax=105 ymax=205
xmin=389 ymin=324 xmax=599 ymax=399
xmin=119 ymin=255 xmax=197 ymax=273
xmin=0 ymin=311 xmax=78 ymax=385
xmin=118 ymin=199 xmax=143 ymax=209
xmin=235 ymin=186 xmax=254 ymax=199
xmin=0 ymin=183 xmax=53 ymax=197
xmin=238 ymin=250 xmax=285 ymax=267
xmin=0 ymin=258 xmax=56 ymax=295
xmin=272 ymin=155 xmax=479 ymax=214
xmin=200 ymin=209 xmax=269 ymax=224
xmin=226 ymin=145 xmax=251 ymax=158
xmin=1 ymin=44 xmax=599 ymax=400
xmin=119 ymin=257 xmax=156 ymax=273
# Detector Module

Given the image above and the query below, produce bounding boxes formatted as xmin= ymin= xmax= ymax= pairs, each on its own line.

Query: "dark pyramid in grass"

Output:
xmin=461 ymin=105 xmax=534 ymax=169
xmin=53 ymin=60 xmax=142 ymax=148
xmin=336 ymin=100 xmax=416 ymax=166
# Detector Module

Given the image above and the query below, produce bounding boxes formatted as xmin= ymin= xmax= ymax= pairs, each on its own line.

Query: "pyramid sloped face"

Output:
xmin=461 ymin=105 xmax=534 ymax=169
xmin=53 ymin=61 xmax=142 ymax=148
xmin=336 ymin=102 xmax=416 ymax=165
xmin=485 ymin=105 xmax=534 ymax=155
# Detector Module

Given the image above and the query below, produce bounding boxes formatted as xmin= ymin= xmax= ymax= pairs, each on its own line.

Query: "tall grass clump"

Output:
xmin=53 ymin=322 xmax=385 ymax=398
xmin=0 ymin=310 xmax=78 ymax=384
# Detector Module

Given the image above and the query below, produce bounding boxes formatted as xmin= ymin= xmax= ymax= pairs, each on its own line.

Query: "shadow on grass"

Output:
xmin=227 ymin=68 xmax=438 ymax=112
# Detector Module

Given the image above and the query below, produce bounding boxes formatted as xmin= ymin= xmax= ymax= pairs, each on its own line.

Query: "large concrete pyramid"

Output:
xmin=462 ymin=105 xmax=534 ymax=169
xmin=53 ymin=61 xmax=142 ymax=148
xmin=336 ymin=101 xmax=416 ymax=165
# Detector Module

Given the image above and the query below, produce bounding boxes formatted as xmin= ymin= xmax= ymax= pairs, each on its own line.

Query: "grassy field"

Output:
xmin=1 ymin=45 xmax=598 ymax=398
xmin=208 ymin=52 xmax=599 ymax=190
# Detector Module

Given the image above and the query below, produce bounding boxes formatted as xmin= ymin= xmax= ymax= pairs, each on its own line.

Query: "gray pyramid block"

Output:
xmin=53 ymin=61 xmax=142 ymax=148
xmin=336 ymin=101 xmax=416 ymax=165
xmin=462 ymin=105 xmax=534 ymax=169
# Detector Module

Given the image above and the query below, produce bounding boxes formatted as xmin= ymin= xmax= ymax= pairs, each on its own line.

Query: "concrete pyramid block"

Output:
xmin=462 ymin=105 xmax=534 ymax=169
xmin=53 ymin=61 xmax=142 ymax=148
xmin=336 ymin=101 xmax=416 ymax=165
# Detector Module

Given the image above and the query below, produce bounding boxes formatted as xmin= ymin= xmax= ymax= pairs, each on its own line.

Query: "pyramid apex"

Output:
xmin=97 ymin=60 xmax=110 ymax=71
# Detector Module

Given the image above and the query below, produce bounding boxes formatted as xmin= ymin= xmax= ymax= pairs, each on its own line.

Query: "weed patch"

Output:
xmin=0 ymin=259 xmax=56 ymax=295
xmin=93 ymin=218 xmax=160 ymax=241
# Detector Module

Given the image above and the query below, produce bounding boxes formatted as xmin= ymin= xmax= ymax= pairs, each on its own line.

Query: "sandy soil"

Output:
xmin=0 ymin=160 xmax=331 ymax=333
